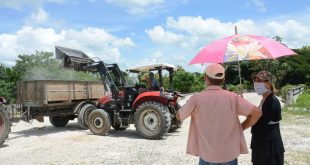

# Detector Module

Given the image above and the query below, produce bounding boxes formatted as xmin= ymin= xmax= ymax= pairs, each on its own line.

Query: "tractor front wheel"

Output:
xmin=0 ymin=109 xmax=10 ymax=144
xmin=134 ymin=101 xmax=171 ymax=139
xmin=49 ymin=116 xmax=69 ymax=127
xmin=88 ymin=109 xmax=111 ymax=136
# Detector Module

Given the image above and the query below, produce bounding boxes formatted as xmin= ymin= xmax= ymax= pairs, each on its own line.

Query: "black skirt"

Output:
xmin=251 ymin=124 xmax=285 ymax=165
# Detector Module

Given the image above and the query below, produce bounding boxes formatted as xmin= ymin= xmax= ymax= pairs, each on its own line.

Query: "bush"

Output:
xmin=227 ymin=84 xmax=237 ymax=92
xmin=243 ymin=80 xmax=253 ymax=92
xmin=279 ymin=84 xmax=294 ymax=100
xmin=191 ymin=82 xmax=205 ymax=92
xmin=173 ymin=71 xmax=195 ymax=93
xmin=191 ymin=74 xmax=205 ymax=92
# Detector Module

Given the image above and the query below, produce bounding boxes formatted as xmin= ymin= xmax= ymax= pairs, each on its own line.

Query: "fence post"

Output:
xmin=286 ymin=85 xmax=305 ymax=105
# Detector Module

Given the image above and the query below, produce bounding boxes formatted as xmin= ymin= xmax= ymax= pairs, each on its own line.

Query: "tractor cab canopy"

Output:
xmin=128 ymin=63 xmax=176 ymax=73
xmin=127 ymin=63 xmax=176 ymax=91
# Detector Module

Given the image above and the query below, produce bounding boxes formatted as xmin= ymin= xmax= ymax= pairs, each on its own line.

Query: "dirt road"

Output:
xmin=0 ymin=93 xmax=309 ymax=165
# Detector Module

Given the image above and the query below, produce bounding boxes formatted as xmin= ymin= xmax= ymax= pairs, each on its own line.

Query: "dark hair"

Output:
xmin=267 ymin=82 xmax=275 ymax=92
xmin=205 ymin=73 xmax=224 ymax=85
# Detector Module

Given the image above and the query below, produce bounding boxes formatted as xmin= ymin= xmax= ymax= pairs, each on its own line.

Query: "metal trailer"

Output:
xmin=14 ymin=80 xmax=106 ymax=128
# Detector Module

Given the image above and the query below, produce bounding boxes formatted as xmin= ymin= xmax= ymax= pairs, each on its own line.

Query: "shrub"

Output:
xmin=227 ymin=84 xmax=237 ymax=92
xmin=279 ymin=84 xmax=294 ymax=100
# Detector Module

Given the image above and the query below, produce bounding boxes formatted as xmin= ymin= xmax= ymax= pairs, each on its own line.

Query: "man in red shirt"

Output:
xmin=177 ymin=63 xmax=261 ymax=165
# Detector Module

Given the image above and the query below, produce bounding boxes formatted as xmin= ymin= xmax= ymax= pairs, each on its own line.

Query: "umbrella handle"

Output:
xmin=237 ymin=60 xmax=243 ymax=96
xmin=239 ymin=92 xmax=244 ymax=98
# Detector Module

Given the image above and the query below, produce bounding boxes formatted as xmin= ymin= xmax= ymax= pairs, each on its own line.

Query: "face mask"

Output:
xmin=254 ymin=82 xmax=269 ymax=95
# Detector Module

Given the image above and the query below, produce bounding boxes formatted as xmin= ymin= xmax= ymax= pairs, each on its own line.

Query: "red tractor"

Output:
xmin=0 ymin=97 xmax=10 ymax=144
xmin=57 ymin=46 xmax=182 ymax=139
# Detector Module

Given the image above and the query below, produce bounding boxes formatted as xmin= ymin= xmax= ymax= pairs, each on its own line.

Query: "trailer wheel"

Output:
xmin=49 ymin=116 xmax=69 ymax=127
xmin=0 ymin=109 xmax=10 ymax=144
xmin=78 ymin=104 xmax=96 ymax=129
xmin=134 ymin=101 xmax=171 ymax=139
xmin=88 ymin=109 xmax=111 ymax=135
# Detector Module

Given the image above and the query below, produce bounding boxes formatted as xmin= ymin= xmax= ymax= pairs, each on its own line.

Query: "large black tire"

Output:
xmin=49 ymin=116 xmax=69 ymax=127
xmin=88 ymin=109 xmax=111 ymax=136
xmin=78 ymin=104 xmax=96 ymax=129
xmin=168 ymin=103 xmax=183 ymax=133
xmin=0 ymin=109 xmax=10 ymax=144
xmin=134 ymin=101 xmax=171 ymax=139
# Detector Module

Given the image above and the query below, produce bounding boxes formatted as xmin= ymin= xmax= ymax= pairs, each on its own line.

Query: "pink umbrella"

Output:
xmin=190 ymin=34 xmax=296 ymax=64
xmin=189 ymin=34 xmax=296 ymax=92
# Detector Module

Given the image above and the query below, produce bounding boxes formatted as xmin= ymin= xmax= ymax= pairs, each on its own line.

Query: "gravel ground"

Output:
xmin=0 ymin=93 xmax=309 ymax=165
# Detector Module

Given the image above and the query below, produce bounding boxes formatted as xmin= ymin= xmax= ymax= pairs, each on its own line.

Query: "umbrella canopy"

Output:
xmin=189 ymin=34 xmax=296 ymax=64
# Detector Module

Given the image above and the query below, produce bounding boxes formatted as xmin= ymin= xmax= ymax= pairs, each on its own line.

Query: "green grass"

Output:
xmin=283 ymin=92 xmax=310 ymax=116
xmin=294 ymin=92 xmax=310 ymax=108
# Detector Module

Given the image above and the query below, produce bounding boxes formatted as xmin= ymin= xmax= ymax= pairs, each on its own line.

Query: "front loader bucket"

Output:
xmin=55 ymin=46 xmax=94 ymax=71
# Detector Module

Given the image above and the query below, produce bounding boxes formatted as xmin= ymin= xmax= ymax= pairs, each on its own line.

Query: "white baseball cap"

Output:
xmin=204 ymin=63 xmax=225 ymax=79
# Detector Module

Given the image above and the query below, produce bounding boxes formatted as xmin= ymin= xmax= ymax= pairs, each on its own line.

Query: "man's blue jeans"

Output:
xmin=199 ymin=158 xmax=238 ymax=165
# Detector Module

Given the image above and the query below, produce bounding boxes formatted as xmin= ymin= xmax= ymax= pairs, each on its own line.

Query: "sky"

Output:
xmin=0 ymin=0 xmax=309 ymax=72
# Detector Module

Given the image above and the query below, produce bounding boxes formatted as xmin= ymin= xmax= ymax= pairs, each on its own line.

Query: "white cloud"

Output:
xmin=106 ymin=0 xmax=164 ymax=14
xmin=136 ymin=50 xmax=164 ymax=66
xmin=25 ymin=8 xmax=49 ymax=25
xmin=145 ymin=26 xmax=185 ymax=45
xmin=245 ymin=0 xmax=267 ymax=12
xmin=143 ymin=16 xmax=310 ymax=72
xmin=167 ymin=16 xmax=229 ymax=35
xmin=0 ymin=26 xmax=135 ymax=65
xmin=0 ymin=0 xmax=64 ymax=10
xmin=147 ymin=16 xmax=310 ymax=49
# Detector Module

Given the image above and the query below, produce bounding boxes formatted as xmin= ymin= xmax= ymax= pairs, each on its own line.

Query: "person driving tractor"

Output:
xmin=148 ymin=72 xmax=160 ymax=91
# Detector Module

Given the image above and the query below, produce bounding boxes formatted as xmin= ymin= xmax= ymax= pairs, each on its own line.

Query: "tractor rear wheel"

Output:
xmin=78 ymin=103 xmax=96 ymax=129
xmin=0 ymin=109 xmax=10 ymax=144
xmin=49 ymin=116 xmax=69 ymax=127
xmin=134 ymin=101 xmax=171 ymax=139
xmin=88 ymin=109 xmax=111 ymax=135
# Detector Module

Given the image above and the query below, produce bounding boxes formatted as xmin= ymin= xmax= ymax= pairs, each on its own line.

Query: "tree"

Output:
xmin=248 ymin=59 xmax=292 ymax=88
xmin=14 ymin=51 xmax=64 ymax=80
xmin=273 ymin=36 xmax=283 ymax=43
xmin=279 ymin=46 xmax=310 ymax=86
xmin=173 ymin=66 xmax=195 ymax=93
xmin=15 ymin=51 xmax=99 ymax=81
xmin=191 ymin=73 xmax=205 ymax=92
xmin=0 ymin=65 xmax=20 ymax=103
